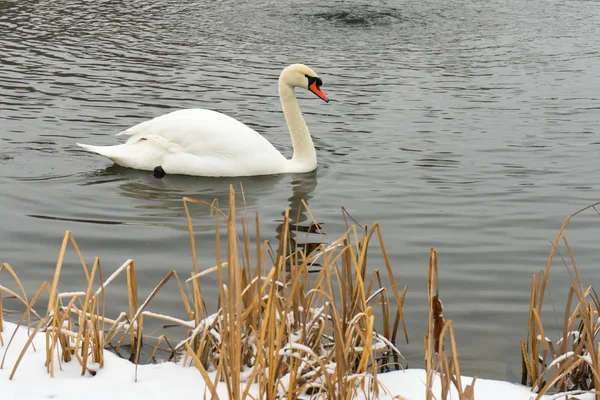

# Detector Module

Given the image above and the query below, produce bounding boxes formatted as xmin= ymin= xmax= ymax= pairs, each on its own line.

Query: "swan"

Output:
xmin=77 ymin=64 xmax=329 ymax=178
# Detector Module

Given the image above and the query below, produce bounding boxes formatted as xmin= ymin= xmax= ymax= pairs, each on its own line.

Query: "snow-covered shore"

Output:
xmin=1 ymin=321 xmax=588 ymax=400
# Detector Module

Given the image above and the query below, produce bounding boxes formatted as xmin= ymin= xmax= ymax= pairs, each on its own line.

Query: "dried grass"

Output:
xmin=521 ymin=202 xmax=600 ymax=399
xmin=424 ymin=249 xmax=475 ymax=400
xmin=0 ymin=185 xmax=408 ymax=399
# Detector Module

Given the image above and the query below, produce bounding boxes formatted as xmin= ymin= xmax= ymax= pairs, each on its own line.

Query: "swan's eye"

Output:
xmin=305 ymin=74 xmax=323 ymax=88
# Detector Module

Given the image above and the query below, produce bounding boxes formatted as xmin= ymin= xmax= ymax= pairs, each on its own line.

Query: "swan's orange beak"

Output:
xmin=309 ymin=81 xmax=329 ymax=103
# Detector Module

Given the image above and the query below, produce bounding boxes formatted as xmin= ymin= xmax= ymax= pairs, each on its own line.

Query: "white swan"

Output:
xmin=77 ymin=64 xmax=329 ymax=178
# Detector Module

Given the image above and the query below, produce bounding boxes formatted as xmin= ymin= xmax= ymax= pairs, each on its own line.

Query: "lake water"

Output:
xmin=1 ymin=0 xmax=600 ymax=382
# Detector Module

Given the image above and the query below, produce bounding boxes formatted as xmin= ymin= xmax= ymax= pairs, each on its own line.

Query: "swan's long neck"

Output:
xmin=279 ymin=80 xmax=316 ymax=168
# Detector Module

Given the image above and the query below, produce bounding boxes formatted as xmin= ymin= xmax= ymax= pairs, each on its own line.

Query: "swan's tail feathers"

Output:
xmin=77 ymin=143 xmax=129 ymax=159
xmin=77 ymin=142 xmax=161 ymax=171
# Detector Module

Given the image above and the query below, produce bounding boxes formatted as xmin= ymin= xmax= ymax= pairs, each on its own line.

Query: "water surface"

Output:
xmin=1 ymin=0 xmax=600 ymax=381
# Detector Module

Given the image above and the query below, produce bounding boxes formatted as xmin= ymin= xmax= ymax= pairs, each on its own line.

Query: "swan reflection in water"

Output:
xmin=83 ymin=165 xmax=321 ymax=252
xmin=68 ymin=166 xmax=323 ymax=361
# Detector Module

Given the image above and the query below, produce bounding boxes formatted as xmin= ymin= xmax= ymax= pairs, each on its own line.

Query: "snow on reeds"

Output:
xmin=0 ymin=185 xmax=409 ymax=399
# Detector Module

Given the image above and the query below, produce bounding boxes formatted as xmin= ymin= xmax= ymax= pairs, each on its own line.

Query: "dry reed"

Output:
xmin=521 ymin=202 xmax=600 ymax=399
xmin=0 ymin=185 xmax=408 ymax=399
xmin=424 ymin=249 xmax=475 ymax=400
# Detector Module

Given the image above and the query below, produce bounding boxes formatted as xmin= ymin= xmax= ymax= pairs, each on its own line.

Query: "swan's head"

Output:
xmin=280 ymin=64 xmax=329 ymax=103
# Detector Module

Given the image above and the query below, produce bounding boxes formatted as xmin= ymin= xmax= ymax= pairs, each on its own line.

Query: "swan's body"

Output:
xmin=77 ymin=64 xmax=329 ymax=177
xmin=79 ymin=109 xmax=292 ymax=177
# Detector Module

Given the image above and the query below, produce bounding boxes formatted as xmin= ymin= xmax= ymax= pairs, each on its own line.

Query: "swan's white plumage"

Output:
xmin=80 ymin=109 xmax=287 ymax=176
xmin=77 ymin=64 xmax=328 ymax=177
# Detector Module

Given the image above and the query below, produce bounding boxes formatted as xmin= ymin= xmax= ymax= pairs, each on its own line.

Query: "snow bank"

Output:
xmin=0 ymin=321 xmax=590 ymax=400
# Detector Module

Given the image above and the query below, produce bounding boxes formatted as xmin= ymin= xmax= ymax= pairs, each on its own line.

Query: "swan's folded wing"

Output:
xmin=115 ymin=110 xmax=193 ymax=145
xmin=119 ymin=126 xmax=181 ymax=153
xmin=146 ymin=134 xmax=181 ymax=153
xmin=116 ymin=117 xmax=162 ymax=145
xmin=112 ymin=108 xmax=282 ymax=160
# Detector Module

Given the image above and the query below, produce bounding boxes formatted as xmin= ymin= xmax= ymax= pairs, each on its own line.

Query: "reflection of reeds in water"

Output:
xmin=275 ymin=173 xmax=322 ymax=270
xmin=1 ymin=185 xmax=408 ymax=399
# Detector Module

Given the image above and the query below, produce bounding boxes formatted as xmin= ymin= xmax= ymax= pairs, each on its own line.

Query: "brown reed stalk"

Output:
xmin=423 ymin=248 xmax=476 ymax=400
xmin=425 ymin=248 xmax=438 ymax=400
xmin=0 ymin=289 xmax=3 ymax=347
xmin=437 ymin=320 xmax=475 ymax=400
xmin=1 ymin=281 xmax=49 ymax=372
xmin=1 ymin=263 xmax=40 ymax=329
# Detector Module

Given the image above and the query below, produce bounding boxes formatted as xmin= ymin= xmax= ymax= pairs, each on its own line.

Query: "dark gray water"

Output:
xmin=2 ymin=0 xmax=600 ymax=381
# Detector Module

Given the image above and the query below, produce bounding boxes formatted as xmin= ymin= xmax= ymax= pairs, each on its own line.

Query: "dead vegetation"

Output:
xmin=0 ymin=185 xmax=409 ymax=399
xmin=521 ymin=202 xmax=600 ymax=399
xmin=4 ymin=188 xmax=599 ymax=399
xmin=424 ymin=249 xmax=476 ymax=400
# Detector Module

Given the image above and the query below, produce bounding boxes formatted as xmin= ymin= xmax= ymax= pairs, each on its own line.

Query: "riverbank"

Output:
xmin=1 ymin=190 xmax=598 ymax=399
xmin=3 ymin=320 xmax=575 ymax=400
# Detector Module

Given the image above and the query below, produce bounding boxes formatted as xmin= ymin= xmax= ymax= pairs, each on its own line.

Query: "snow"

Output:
xmin=140 ymin=311 xmax=195 ymax=329
xmin=0 ymin=320 xmax=594 ymax=400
